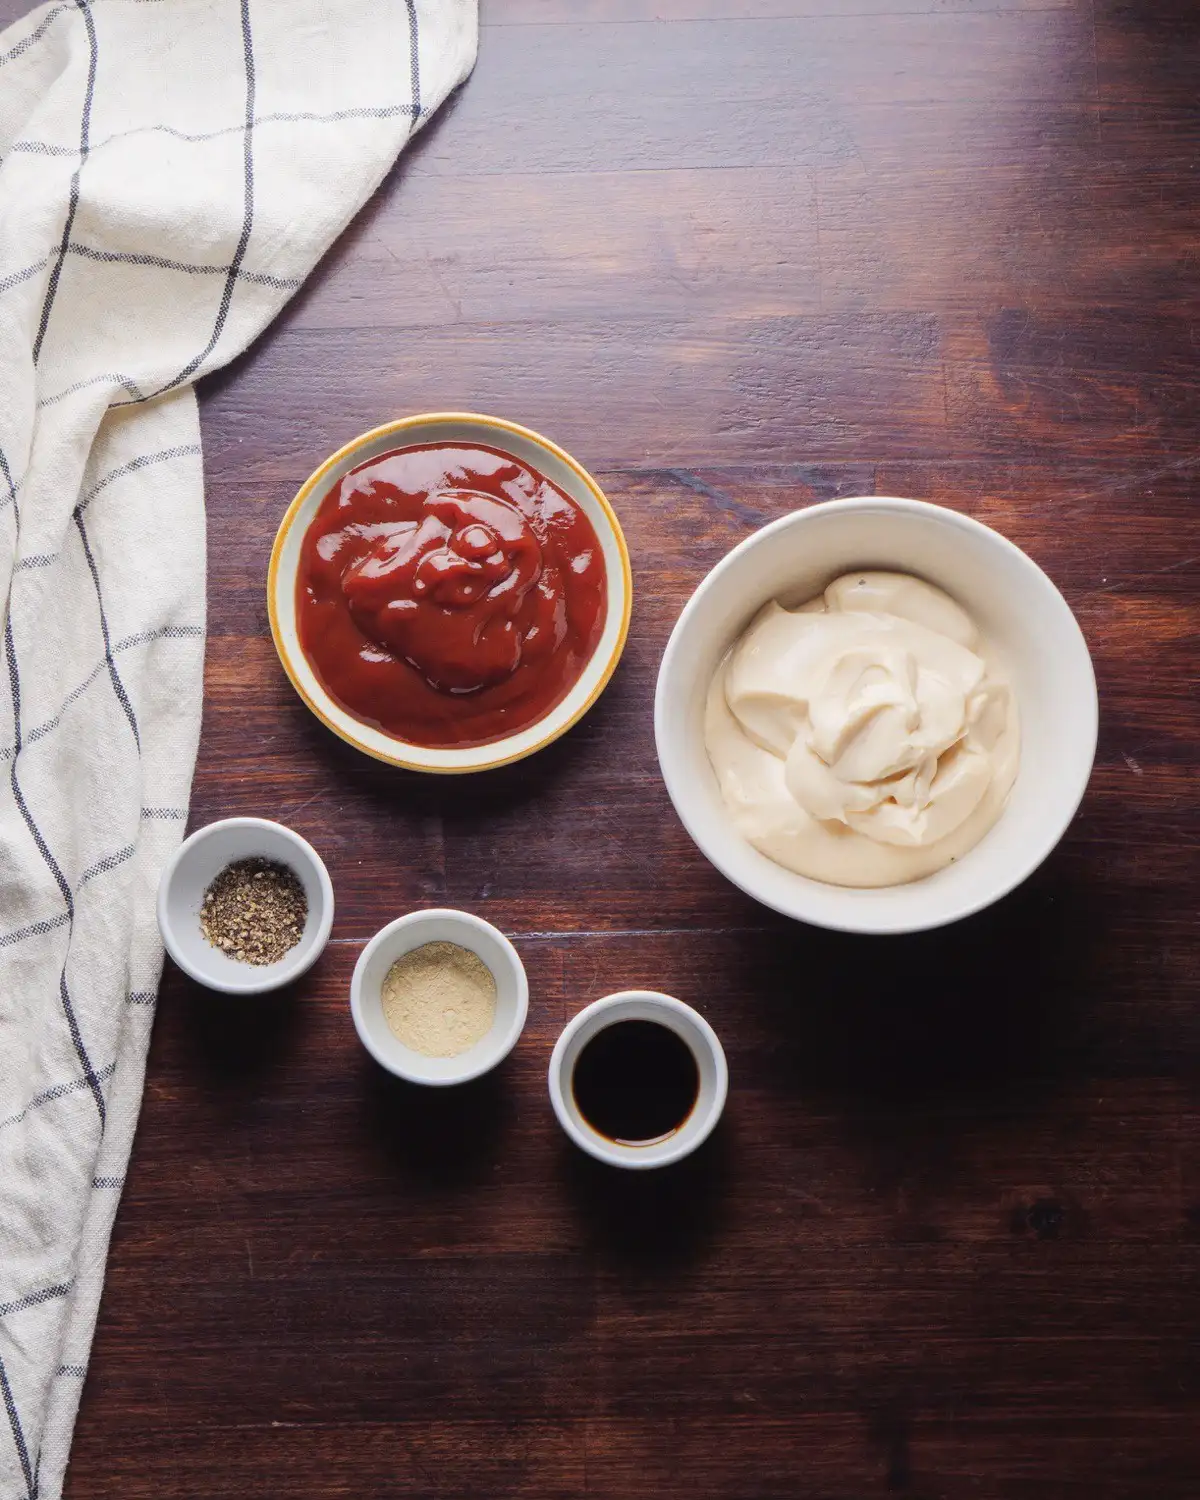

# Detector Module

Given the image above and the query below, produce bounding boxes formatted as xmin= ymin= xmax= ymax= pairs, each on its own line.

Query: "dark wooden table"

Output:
xmin=36 ymin=0 xmax=1200 ymax=1494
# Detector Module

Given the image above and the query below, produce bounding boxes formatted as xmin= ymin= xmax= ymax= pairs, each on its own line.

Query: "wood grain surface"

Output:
xmin=13 ymin=0 xmax=1200 ymax=1494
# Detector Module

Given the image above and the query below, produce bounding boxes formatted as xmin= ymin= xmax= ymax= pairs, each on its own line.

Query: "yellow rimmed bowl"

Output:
xmin=268 ymin=413 xmax=632 ymax=774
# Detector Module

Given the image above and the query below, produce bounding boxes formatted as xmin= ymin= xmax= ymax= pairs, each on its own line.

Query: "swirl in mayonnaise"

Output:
xmin=704 ymin=572 xmax=1020 ymax=887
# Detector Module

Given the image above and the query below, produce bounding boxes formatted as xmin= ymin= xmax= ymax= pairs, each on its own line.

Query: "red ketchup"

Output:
xmin=296 ymin=443 xmax=608 ymax=749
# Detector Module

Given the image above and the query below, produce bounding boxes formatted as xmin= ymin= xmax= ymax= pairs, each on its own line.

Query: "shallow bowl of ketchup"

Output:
xmin=268 ymin=414 xmax=632 ymax=773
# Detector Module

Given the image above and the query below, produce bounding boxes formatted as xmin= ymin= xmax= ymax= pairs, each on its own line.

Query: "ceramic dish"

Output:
xmin=655 ymin=496 xmax=1099 ymax=936
xmin=350 ymin=908 xmax=529 ymax=1086
xmin=157 ymin=817 xmax=334 ymax=994
xmin=268 ymin=413 xmax=632 ymax=774
xmin=548 ymin=991 xmax=728 ymax=1170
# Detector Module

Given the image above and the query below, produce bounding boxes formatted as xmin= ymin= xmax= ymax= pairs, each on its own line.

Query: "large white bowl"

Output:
xmin=655 ymin=497 xmax=1098 ymax=935
xmin=269 ymin=413 xmax=632 ymax=774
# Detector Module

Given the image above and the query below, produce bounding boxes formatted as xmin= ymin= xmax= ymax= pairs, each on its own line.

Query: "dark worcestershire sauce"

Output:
xmin=571 ymin=1020 xmax=700 ymax=1146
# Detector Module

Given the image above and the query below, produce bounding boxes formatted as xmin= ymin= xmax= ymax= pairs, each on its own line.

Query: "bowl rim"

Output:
xmin=157 ymin=815 xmax=336 ymax=994
xmin=654 ymin=494 xmax=1100 ymax=935
xmin=348 ymin=907 xmax=530 ymax=1086
xmin=267 ymin=411 xmax=633 ymax=774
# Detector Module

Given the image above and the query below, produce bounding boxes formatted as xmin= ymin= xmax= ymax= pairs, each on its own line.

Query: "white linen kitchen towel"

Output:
xmin=0 ymin=1 xmax=476 ymax=1493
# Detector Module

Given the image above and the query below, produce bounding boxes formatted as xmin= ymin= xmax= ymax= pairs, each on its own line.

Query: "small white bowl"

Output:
xmin=350 ymin=909 xmax=529 ymax=1085
xmin=268 ymin=412 xmax=632 ymax=775
xmin=549 ymin=991 xmax=728 ymax=1170
xmin=157 ymin=817 xmax=334 ymax=993
xmin=655 ymin=496 xmax=1099 ymax=935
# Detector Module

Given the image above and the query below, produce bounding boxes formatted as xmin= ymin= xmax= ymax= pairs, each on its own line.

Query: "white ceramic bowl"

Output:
xmin=655 ymin=497 xmax=1098 ymax=936
xmin=157 ymin=817 xmax=334 ymax=993
xmin=350 ymin=908 xmax=529 ymax=1085
xmin=268 ymin=412 xmax=632 ymax=774
xmin=549 ymin=991 xmax=728 ymax=1170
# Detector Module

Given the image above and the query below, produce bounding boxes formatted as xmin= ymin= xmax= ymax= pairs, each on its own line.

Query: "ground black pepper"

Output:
xmin=200 ymin=857 xmax=308 ymax=966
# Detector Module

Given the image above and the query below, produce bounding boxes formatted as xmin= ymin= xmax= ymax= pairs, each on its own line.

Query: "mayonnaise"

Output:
xmin=704 ymin=572 xmax=1019 ymax=887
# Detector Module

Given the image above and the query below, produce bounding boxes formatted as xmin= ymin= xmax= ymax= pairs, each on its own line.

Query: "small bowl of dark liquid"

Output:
xmin=549 ymin=991 xmax=727 ymax=1169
